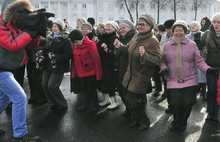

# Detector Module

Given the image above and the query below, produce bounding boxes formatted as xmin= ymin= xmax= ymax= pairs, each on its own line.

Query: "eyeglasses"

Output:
xmin=137 ymin=23 xmax=148 ymax=27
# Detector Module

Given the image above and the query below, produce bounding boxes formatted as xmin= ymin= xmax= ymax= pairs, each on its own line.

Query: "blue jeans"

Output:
xmin=206 ymin=74 xmax=219 ymax=114
xmin=0 ymin=71 xmax=28 ymax=137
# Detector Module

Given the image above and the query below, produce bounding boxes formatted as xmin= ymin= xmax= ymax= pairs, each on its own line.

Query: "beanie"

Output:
xmin=53 ymin=19 xmax=65 ymax=30
xmin=77 ymin=17 xmax=86 ymax=24
xmin=98 ymin=23 xmax=106 ymax=29
xmin=171 ymin=20 xmax=188 ymax=33
xmin=191 ymin=21 xmax=201 ymax=30
xmin=81 ymin=22 xmax=92 ymax=31
xmin=119 ymin=19 xmax=135 ymax=30
xmin=69 ymin=29 xmax=83 ymax=42
xmin=164 ymin=19 xmax=175 ymax=29
xmin=87 ymin=17 xmax=95 ymax=26
xmin=106 ymin=21 xmax=119 ymax=31
xmin=139 ymin=13 xmax=156 ymax=28
xmin=212 ymin=13 xmax=220 ymax=22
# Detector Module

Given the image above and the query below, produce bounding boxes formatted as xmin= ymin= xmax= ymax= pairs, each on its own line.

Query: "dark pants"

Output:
xmin=124 ymin=89 xmax=150 ymax=124
xmin=163 ymin=79 xmax=172 ymax=110
xmin=206 ymin=74 xmax=219 ymax=114
xmin=79 ymin=76 xmax=99 ymax=109
xmin=169 ymin=86 xmax=197 ymax=127
xmin=153 ymin=66 xmax=162 ymax=92
xmin=42 ymin=70 xmax=67 ymax=107
xmin=27 ymin=62 xmax=47 ymax=102
xmin=12 ymin=65 xmax=25 ymax=87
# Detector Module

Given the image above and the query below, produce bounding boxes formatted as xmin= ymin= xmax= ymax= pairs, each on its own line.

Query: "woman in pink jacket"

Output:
xmin=160 ymin=20 xmax=218 ymax=130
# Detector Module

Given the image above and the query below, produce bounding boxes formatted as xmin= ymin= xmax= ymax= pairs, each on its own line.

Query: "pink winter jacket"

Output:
xmin=160 ymin=38 xmax=210 ymax=89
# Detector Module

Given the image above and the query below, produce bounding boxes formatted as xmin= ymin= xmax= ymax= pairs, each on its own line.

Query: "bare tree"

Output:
xmin=166 ymin=0 xmax=187 ymax=20
xmin=150 ymin=0 xmax=168 ymax=23
xmin=115 ymin=0 xmax=134 ymax=23
xmin=192 ymin=0 xmax=209 ymax=20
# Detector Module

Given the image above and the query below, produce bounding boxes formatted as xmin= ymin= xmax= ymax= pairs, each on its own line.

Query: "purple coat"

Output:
xmin=160 ymin=37 xmax=210 ymax=89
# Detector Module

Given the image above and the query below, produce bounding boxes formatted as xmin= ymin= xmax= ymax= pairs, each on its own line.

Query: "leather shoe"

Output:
xmin=169 ymin=124 xmax=180 ymax=130
xmin=50 ymin=104 xmax=58 ymax=109
xmin=130 ymin=120 xmax=139 ymax=127
xmin=153 ymin=91 xmax=160 ymax=97
xmin=206 ymin=113 xmax=213 ymax=120
xmin=0 ymin=128 xmax=5 ymax=134
xmin=13 ymin=134 xmax=41 ymax=142
xmin=165 ymin=108 xmax=172 ymax=114
xmin=180 ymin=126 xmax=186 ymax=130
xmin=212 ymin=114 xmax=219 ymax=122
xmin=78 ymin=106 xmax=87 ymax=111
xmin=138 ymin=123 xmax=150 ymax=130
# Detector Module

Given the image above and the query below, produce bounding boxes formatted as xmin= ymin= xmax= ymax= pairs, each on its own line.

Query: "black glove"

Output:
xmin=194 ymin=32 xmax=201 ymax=42
xmin=206 ymin=68 xmax=219 ymax=76
xmin=162 ymin=68 xmax=169 ymax=80
xmin=23 ymin=28 xmax=38 ymax=38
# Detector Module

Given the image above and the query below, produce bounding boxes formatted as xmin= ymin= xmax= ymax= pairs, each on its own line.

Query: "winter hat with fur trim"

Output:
xmin=191 ymin=21 xmax=201 ymax=30
xmin=119 ymin=19 xmax=135 ymax=30
xmin=81 ymin=22 xmax=92 ymax=31
xmin=138 ymin=13 xmax=156 ymax=29
xmin=106 ymin=21 xmax=119 ymax=31
xmin=77 ymin=17 xmax=86 ymax=24
xmin=171 ymin=20 xmax=188 ymax=33
xmin=53 ymin=19 xmax=65 ymax=30
xmin=212 ymin=13 xmax=220 ymax=22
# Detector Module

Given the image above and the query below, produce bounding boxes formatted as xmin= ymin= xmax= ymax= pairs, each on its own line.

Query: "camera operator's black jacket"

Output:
xmin=40 ymin=30 xmax=72 ymax=73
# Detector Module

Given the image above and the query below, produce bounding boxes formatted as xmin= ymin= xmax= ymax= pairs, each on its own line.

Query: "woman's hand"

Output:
xmin=114 ymin=39 xmax=121 ymax=48
xmin=139 ymin=46 xmax=145 ymax=57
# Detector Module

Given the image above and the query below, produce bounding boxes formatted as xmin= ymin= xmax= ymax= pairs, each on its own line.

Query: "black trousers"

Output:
xmin=27 ymin=62 xmax=47 ymax=102
xmin=12 ymin=65 xmax=25 ymax=87
xmin=124 ymin=89 xmax=150 ymax=124
xmin=169 ymin=86 xmax=197 ymax=127
xmin=153 ymin=66 xmax=162 ymax=92
xmin=79 ymin=75 xmax=99 ymax=109
xmin=42 ymin=70 xmax=67 ymax=107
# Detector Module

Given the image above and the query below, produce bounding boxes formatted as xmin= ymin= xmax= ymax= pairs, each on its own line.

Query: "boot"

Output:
xmin=99 ymin=94 xmax=111 ymax=106
xmin=200 ymin=83 xmax=207 ymax=101
xmin=107 ymin=96 xmax=119 ymax=109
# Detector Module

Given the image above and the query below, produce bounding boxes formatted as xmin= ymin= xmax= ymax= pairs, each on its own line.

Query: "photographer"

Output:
xmin=37 ymin=19 xmax=72 ymax=110
xmin=0 ymin=0 xmax=42 ymax=141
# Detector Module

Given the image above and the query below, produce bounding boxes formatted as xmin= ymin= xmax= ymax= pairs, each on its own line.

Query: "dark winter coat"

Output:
xmin=97 ymin=32 xmax=119 ymax=92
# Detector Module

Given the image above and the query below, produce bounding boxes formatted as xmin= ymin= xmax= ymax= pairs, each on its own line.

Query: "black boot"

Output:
xmin=200 ymin=83 xmax=207 ymax=101
xmin=13 ymin=134 xmax=41 ymax=142
xmin=0 ymin=128 xmax=5 ymax=134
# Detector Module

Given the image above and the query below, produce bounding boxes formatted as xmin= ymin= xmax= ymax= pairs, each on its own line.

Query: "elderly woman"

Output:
xmin=114 ymin=13 xmax=161 ymax=130
xmin=187 ymin=21 xmax=207 ymax=101
xmin=198 ymin=13 xmax=220 ymax=122
xmin=160 ymin=20 xmax=218 ymax=130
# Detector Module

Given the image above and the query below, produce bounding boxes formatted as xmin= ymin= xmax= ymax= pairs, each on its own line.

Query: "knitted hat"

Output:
xmin=171 ymin=20 xmax=188 ymax=33
xmin=119 ymin=19 xmax=135 ymax=29
xmin=77 ymin=17 xmax=86 ymax=24
xmin=106 ymin=21 xmax=119 ymax=30
xmin=69 ymin=29 xmax=83 ymax=42
xmin=81 ymin=22 xmax=92 ymax=31
xmin=87 ymin=17 xmax=95 ymax=26
xmin=191 ymin=21 xmax=201 ymax=30
xmin=164 ymin=19 xmax=175 ymax=29
xmin=212 ymin=13 xmax=220 ymax=22
xmin=138 ymin=13 xmax=156 ymax=28
xmin=98 ymin=23 xmax=106 ymax=29
xmin=53 ymin=19 xmax=65 ymax=30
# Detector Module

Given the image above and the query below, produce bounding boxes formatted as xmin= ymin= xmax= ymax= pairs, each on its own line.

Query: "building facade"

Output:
xmin=0 ymin=0 xmax=220 ymax=27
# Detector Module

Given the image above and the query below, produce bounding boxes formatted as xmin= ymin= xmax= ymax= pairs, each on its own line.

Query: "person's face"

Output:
xmin=190 ymin=23 xmax=199 ymax=32
xmin=173 ymin=26 xmax=186 ymax=40
xmin=166 ymin=28 xmax=173 ymax=36
xmin=77 ymin=19 xmax=82 ymax=26
xmin=73 ymin=39 xmax=83 ymax=46
xmin=97 ymin=26 xmax=105 ymax=34
xmin=119 ymin=26 xmax=130 ymax=37
xmin=106 ymin=24 xmax=115 ymax=34
xmin=212 ymin=20 xmax=220 ymax=32
xmin=201 ymin=19 xmax=206 ymax=27
xmin=81 ymin=27 xmax=90 ymax=36
xmin=136 ymin=19 xmax=151 ymax=33
xmin=52 ymin=24 xmax=60 ymax=34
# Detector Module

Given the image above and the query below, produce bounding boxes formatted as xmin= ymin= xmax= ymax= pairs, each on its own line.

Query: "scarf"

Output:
xmin=174 ymin=39 xmax=184 ymax=78
xmin=136 ymin=30 xmax=153 ymax=41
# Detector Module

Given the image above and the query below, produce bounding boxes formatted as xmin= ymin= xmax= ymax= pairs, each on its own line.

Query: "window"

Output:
xmin=181 ymin=5 xmax=186 ymax=11
xmin=109 ymin=3 xmax=114 ymax=9
xmin=109 ymin=17 xmax=113 ymax=21
xmin=191 ymin=5 xmax=195 ymax=11
xmin=130 ymin=4 xmax=134 ymax=9
xmin=34 ymin=3 xmax=39 ymax=9
xmin=98 ymin=3 xmax=103 ymax=9
xmin=151 ymin=4 xmax=155 ymax=10
xmin=73 ymin=3 xmax=77 ymax=8
xmin=161 ymin=4 xmax=165 ymax=9
xmin=62 ymin=2 xmax=67 ymax=7
xmin=201 ymin=5 xmax=206 ymax=11
xmin=119 ymin=4 xmax=123 ymax=9
xmin=42 ymin=2 xmax=48 ymax=8
xmin=99 ymin=17 xmax=103 ymax=23
xmin=119 ymin=17 xmax=124 ymax=20
xmin=140 ymin=4 xmax=145 ymax=9
xmin=82 ymin=3 xmax=86 ymax=8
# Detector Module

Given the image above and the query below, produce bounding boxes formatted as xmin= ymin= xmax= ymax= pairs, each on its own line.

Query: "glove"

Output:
xmin=24 ymin=28 xmax=38 ymax=38
xmin=206 ymin=68 xmax=219 ymax=76
xmin=194 ymin=32 xmax=201 ymax=42
xmin=162 ymin=68 xmax=169 ymax=80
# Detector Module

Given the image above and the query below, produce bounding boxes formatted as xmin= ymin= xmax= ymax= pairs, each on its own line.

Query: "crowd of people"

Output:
xmin=1 ymin=0 xmax=220 ymax=141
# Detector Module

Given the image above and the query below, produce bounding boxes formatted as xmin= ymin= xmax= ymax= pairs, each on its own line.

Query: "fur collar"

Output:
xmin=47 ymin=30 xmax=69 ymax=43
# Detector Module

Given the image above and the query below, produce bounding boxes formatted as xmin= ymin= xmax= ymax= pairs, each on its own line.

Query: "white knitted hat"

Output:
xmin=53 ymin=19 xmax=65 ymax=30
xmin=106 ymin=21 xmax=119 ymax=31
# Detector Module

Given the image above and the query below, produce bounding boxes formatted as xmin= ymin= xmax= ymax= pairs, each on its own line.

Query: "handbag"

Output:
xmin=200 ymin=32 xmax=210 ymax=61
xmin=0 ymin=46 xmax=25 ymax=70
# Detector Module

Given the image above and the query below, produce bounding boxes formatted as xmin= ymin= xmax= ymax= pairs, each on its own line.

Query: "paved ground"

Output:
xmin=0 ymin=75 xmax=220 ymax=142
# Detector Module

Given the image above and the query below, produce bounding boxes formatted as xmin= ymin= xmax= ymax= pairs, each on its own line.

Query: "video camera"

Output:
xmin=17 ymin=8 xmax=55 ymax=38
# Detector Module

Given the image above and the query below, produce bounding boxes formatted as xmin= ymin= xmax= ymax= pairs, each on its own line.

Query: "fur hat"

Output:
xmin=53 ymin=19 xmax=65 ymax=30
xmin=87 ymin=17 xmax=95 ymax=26
xmin=2 ymin=0 xmax=32 ymax=23
xmin=212 ymin=13 xmax=220 ymax=22
xmin=106 ymin=21 xmax=119 ymax=31
xmin=172 ymin=20 xmax=188 ymax=33
xmin=191 ymin=21 xmax=201 ymax=30
xmin=81 ymin=22 xmax=92 ymax=31
xmin=77 ymin=17 xmax=86 ymax=24
xmin=119 ymin=19 xmax=135 ymax=30
xmin=69 ymin=29 xmax=83 ymax=42
xmin=98 ymin=23 xmax=106 ymax=29
xmin=138 ymin=13 xmax=156 ymax=28
xmin=164 ymin=19 xmax=175 ymax=29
